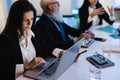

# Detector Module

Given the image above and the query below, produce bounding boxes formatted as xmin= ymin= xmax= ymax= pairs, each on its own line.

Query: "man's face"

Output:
xmin=48 ymin=0 xmax=60 ymax=13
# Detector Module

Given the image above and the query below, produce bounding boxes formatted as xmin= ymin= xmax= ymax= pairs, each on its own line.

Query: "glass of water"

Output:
xmin=102 ymin=45 xmax=111 ymax=57
xmin=89 ymin=66 xmax=101 ymax=80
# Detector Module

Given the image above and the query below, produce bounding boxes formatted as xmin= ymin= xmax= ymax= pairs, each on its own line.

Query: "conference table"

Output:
xmin=16 ymin=24 xmax=120 ymax=80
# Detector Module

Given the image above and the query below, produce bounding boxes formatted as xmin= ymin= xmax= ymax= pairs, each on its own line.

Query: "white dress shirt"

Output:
xmin=16 ymin=30 xmax=36 ymax=76
xmin=88 ymin=6 xmax=100 ymax=26
xmin=16 ymin=29 xmax=63 ymax=77
xmin=88 ymin=6 xmax=114 ymax=27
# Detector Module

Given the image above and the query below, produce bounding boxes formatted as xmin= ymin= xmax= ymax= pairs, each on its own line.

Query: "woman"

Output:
xmin=0 ymin=0 xmax=54 ymax=79
xmin=78 ymin=0 xmax=114 ymax=32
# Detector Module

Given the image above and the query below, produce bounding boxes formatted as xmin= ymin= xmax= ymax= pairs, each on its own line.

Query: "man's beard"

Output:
xmin=51 ymin=8 xmax=64 ymax=23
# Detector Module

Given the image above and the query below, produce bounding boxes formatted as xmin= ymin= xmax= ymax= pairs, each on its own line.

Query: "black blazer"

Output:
xmin=33 ymin=14 xmax=82 ymax=49
xmin=78 ymin=3 xmax=114 ymax=32
xmin=0 ymin=33 xmax=22 ymax=80
xmin=0 ymin=32 xmax=54 ymax=80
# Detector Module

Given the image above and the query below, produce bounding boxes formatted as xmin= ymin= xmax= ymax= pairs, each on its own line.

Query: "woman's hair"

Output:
xmin=82 ymin=0 xmax=90 ymax=7
xmin=81 ymin=0 xmax=100 ymax=8
xmin=3 ymin=0 xmax=36 ymax=38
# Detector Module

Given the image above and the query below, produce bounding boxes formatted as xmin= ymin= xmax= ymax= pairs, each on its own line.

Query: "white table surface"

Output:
xmin=16 ymin=25 xmax=120 ymax=80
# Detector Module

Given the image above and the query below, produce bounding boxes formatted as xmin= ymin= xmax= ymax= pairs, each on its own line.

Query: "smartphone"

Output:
xmin=94 ymin=37 xmax=107 ymax=42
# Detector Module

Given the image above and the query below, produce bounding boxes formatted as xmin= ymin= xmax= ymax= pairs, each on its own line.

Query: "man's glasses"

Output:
xmin=49 ymin=1 xmax=59 ymax=5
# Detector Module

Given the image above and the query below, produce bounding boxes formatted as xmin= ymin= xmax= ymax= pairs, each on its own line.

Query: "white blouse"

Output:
xmin=88 ymin=6 xmax=100 ymax=26
xmin=16 ymin=30 xmax=36 ymax=76
xmin=15 ymin=29 xmax=64 ymax=77
xmin=88 ymin=6 xmax=114 ymax=27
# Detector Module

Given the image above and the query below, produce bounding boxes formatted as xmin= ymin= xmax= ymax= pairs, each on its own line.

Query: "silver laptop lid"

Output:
xmin=52 ymin=38 xmax=84 ymax=80
xmin=23 ymin=38 xmax=83 ymax=80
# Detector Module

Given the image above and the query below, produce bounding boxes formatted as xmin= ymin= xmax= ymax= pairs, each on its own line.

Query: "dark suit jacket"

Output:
xmin=0 ymin=32 xmax=54 ymax=80
xmin=0 ymin=33 xmax=22 ymax=80
xmin=33 ymin=14 xmax=82 ymax=49
xmin=78 ymin=3 xmax=114 ymax=32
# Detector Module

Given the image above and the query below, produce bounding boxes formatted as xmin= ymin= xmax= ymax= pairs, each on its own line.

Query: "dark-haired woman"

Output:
xmin=0 ymin=0 xmax=55 ymax=79
xmin=78 ymin=0 xmax=114 ymax=32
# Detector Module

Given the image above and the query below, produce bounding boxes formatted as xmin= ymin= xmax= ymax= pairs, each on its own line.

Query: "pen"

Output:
xmin=74 ymin=50 xmax=87 ymax=62
xmin=78 ymin=50 xmax=87 ymax=55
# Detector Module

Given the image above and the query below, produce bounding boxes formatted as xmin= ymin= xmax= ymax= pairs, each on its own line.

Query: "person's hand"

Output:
xmin=76 ymin=33 xmax=89 ymax=42
xmin=85 ymin=30 xmax=95 ymax=38
xmin=107 ymin=6 xmax=114 ymax=16
xmin=34 ymin=57 xmax=46 ymax=64
xmin=90 ymin=7 xmax=105 ymax=17
xmin=25 ymin=57 xmax=46 ymax=69
xmin=59 ymin=50 xmax=65 ymax=58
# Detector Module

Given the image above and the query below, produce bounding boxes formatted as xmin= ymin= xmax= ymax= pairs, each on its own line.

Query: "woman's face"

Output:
xmin=89 ymin=0 xmax=97 ymax=6
xmin=22 ymin=11 xmax=34 ymax=32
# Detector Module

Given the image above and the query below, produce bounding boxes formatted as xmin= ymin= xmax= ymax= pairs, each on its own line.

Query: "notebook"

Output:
xmin=86 ymin=53 xmax=115 ymax=69
xmin=23 ymin=38 xmax=84 ymax=80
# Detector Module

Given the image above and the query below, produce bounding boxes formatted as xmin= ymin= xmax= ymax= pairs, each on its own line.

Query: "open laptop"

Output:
xmin=23 ymin=38 xmax=84 ymax=80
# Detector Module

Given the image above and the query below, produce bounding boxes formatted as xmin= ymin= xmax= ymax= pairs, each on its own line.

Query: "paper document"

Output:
xmin=97 ymin=25 xmax=115 ymax=34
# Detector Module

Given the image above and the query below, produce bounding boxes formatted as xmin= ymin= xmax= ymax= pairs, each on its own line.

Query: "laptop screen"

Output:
xmin=52 ymin=38 xmax=83 ymax=80
xmin=23 ymin=38 xmax=83 ymax=80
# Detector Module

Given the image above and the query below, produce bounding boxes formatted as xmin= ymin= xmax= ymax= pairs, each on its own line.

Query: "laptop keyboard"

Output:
xmin=37 ymin=57 xmax=57 ymax=68
xmin=37 ymin=60 xmax=59 ymax=77
xmin=44 ymin=62 xmax=58 ymax=75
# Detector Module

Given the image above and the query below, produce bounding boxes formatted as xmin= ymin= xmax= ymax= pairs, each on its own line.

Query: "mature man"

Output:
xmin=32 ymin=0 xmax=92 ymax=51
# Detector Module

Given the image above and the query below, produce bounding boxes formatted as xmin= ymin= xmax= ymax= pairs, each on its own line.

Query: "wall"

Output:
xmin=77 ymin=0 xmax=84 ymax=8
xmin=114 ymin=0 xmax=120 ymax=7
xmin=0 ymin=0 xmax=7 ymax=33
xmin=13 ymin=0 xmax=83 ymax=15
xmin=12 ymin=0 xmax=73 ymax=15
xmin=60 ymin=0 xmax=72 ymax=15
xmin=12 ymin=0 xmax=115 ymax=15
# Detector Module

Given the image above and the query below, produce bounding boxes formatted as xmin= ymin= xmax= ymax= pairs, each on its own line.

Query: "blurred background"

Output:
xmin=0 ymin=0 xmax=119 ymax=33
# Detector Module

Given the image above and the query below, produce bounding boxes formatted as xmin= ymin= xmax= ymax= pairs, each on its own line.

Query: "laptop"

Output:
xmin=23 ymin=38 xmax=84 ymax=80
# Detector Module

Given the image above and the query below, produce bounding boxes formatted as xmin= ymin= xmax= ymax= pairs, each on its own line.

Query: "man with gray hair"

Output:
xmin=32 ymin=0 xmax=93 ymax=55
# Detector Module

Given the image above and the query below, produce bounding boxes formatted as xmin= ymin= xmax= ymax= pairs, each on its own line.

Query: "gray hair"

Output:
xmin=40 ymin=0 xmax=50 ymax=9
xmin=40 ymin=0 xmax=59 ymax=13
